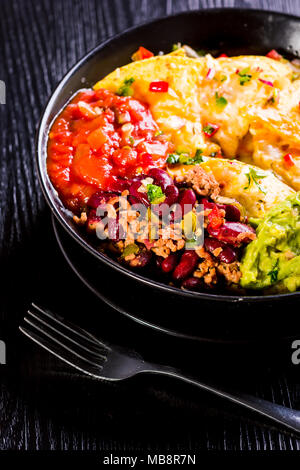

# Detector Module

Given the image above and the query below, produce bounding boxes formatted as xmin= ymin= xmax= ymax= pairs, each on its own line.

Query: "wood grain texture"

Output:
xmin=1 ymin=0 xmax=300 ymax=452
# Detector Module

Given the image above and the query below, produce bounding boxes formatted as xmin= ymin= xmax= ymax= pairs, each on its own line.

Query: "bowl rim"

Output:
xmin=36 ymin=7 xmax=300 ymax=303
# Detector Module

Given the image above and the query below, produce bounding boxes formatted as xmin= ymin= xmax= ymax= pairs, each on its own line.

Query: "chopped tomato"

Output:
xmin=77 ymin=101 xmax=97 ymax=119
xmin=283 ymin=153 xmax=295 ymax=168
xmin=149 ymin=81 xmax=169 ymax=92
xmin=266 ymin=49 xmax=282 ymax=60
xmin=207 ymin=205 xmax=224 ymax=229
xmin=132 ymin=46 xmax=154 ymax=61
xmin=87 ymin=128 xmax=107 ymax=150
xmin=203 ymin=123 xmax=220 ymax=137
xmin=47 ymin=88 xmax=173 ymax=211
xmin=218 ymin=53 xmax=228 ymax=58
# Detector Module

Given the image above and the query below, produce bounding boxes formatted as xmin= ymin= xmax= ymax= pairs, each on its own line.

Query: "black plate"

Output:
xmin=37 ymin=8 xmax=300 ymax=339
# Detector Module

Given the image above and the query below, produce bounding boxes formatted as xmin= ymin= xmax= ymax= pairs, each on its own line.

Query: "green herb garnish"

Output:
xmin=238 ymin=67 xmax=252 ymax=85
xmin=220 ymin=75 xmax=227 ymax=83
xmin=122 ymin=243 xmax=140 ymax=258
xmin=172 ymin=43 xmax=181 ymax=51
xmin=147 ymin=184 xmax=166 ymax=204
xmin=154 ymin=130 xmax=163 ymax=137
xmin=196 ymin=49 xmax=207 ymax=56
xmin=244 ymin=168 xmax=267 ymax=194
xmin=166 ymin=153 xmax=180 ymax=164
xmin=292 ymin=72 xmax=300 ymax=82
xmin=268 ymin=260 xmax=279 ymax=283
xmin=215 ymin=92 xmax=228 ymax=110
xmin=117 ymin=77 xmax=135 ymax=96
xmin=167 ymin=149 xmax=203 ymax=165
xmin=203 ymin=124 xmax=216 ymax=135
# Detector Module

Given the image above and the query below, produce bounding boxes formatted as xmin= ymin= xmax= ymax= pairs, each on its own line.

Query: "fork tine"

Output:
xmin=19 ymin=325 xmax=103 ymax=378
xmin=31 ymin=303 xmax=111 ymax=352
xmin=27 ymin=309 xmax=107 ymax=361
xmin=23 ymin=315 xmax=107 ymax=369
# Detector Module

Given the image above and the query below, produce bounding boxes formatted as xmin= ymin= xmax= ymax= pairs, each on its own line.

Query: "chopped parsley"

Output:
xmin=122 ymin=243 xmax=140 ymax=258
xmin=244 ymin=168 xmax=267 ymax=194
xmin=167 ymin=149 xmax=203 ymax=165
xmin=238 ymin=67 xmax=252 ymax=85
xmin=147 ymin=184 xmax=166 ymax=204
xmin=196 ymin=49 xmax=207 ymax=56
xmin=172 ymin=43 xmax=181 ymax=51
xmin=268 ymin=260 xmax=279 ymax=283
xmin=203 ymin=124 xmax=217 ymax=136
xmin=154 ymin=130 xmax=163 ymax=137
xmin=292 ymin=72 xmax=300 ymax=82
xmin=220 ymin=75 xmax=227 ymax=83
xmin=215 ymin=92 xmax=228 ymax=110
xmin=116 ymin=77 xmax=135 ymax=96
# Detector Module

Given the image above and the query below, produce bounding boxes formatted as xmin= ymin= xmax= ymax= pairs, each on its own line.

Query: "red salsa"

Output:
xmin=47 ymin=88 xmax=174 ymax=212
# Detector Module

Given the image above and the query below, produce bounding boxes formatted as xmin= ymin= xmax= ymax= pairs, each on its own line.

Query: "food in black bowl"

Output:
xmin=36 ymin=9 xmax=300 ymax=341
xmin=46 ymin=35 xmax=300 ymax=296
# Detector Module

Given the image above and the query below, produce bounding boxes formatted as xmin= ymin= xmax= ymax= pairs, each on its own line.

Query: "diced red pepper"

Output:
xmin=206 ymin=68 xmax=215 ymax=79
xmin=77 ymin=101 xmax=97 ymax=119
xmin=218 ymin=53 xmax=228 ymax=58
xmin=87 ymin=128 xmax=107 ymax=150
xmin=259 ymin=78 xmax=274 ymax=87
xmin=266 ymin=49 xmax=282 ymax=61
xmin=132 ymin=46 xmax=154 ymax=61
xmin=203 ymin=123 xmax=220 ymax=137
xmin=149 ymin=81 xmax=169 ymax=92
xmin=207 ymin=205 xmax=224 ymax=229
xmin=283 ymin=153 xmax=295 ymax=168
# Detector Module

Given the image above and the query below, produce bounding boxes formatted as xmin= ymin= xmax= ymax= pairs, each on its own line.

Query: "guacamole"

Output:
xmin=240 ymin=193 xmax=300 ymax=292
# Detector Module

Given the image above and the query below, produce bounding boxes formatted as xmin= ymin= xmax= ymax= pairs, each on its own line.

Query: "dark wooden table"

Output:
xmin=1 ymin=0 xmax=300 ymax=454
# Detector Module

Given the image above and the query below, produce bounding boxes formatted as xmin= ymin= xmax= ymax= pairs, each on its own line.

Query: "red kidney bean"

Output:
xmin=88 ymin=190 xmax=119 ymax=209
xmin=224 ymin=204 xmax=241 ymax=222
xmin=173 ymin=250 xmax=199 ymax=281
xmin=111 ymin=177 xmax=131 ymax=192
xmin=164 ymin=184 xmax=179 ymax=206
xmin=129 ymin=181 xmax=150 ymax=207
xmin=135 ymin=250 xmax=152 ymax=267
xmin=179 ymin=189 xmax=196 ymax=211
xmin=204 ymin=237 xmax=225 ymax=253
xmin=161 ymin=253 xmax=178 ymax=273
xmin=182 ymin=277 xmax=203 ymax=291
xmin=218 ymin=246 xmax=237 ymax=264
xmin=172 ymin=188 xmax=197 ymax=221
xmin=131 ymin=174 xmax=147 ymax=183
xmin=148 ymin=168 xmax=174 ymax=192
xmin=204 ymin=237 xmax=238 ymax=263
xmin=208 ymin=222 xmax=255 ymax=246
xmin=155 ymin=256 xmax=164 ymax=269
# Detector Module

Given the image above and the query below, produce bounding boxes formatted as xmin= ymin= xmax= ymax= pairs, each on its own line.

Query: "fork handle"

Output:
xmin=147 ymin=366 xmax=300 ymax=433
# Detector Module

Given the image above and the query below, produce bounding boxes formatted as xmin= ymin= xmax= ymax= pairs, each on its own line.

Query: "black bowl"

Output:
xmin=36 ymin=8 xmax=300 ymax=340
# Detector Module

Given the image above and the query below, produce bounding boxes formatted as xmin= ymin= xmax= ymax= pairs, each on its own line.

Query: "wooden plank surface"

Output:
xmin=1 ymin=0 xmax=300 ymax=451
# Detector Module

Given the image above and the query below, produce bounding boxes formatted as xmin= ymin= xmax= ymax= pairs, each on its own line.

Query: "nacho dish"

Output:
xmin=47 ymin=45 xmax=300 ymax=294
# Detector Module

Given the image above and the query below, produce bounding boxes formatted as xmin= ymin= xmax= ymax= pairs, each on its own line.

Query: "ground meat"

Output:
xmin=193 ymin=246 xmax=241 ymax=286
xmin=193 ymin=247 xmax=217 ymax=285
xmin=151 ymin=238 xmax=185 ymax=258
xmin=175 ymin=166 xmax=220 ymax=199
xmin=236 ymin=231 xmax=256 ymax=243
xmin=73 ymin=211 xmax=87 ymax=225
xmin=217 ymin=261 xmax=241 ymax=284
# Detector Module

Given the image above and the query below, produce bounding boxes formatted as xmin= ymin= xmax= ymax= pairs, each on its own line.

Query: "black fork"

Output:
xmin=19 ymin=303 xmax=300 ymax=433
